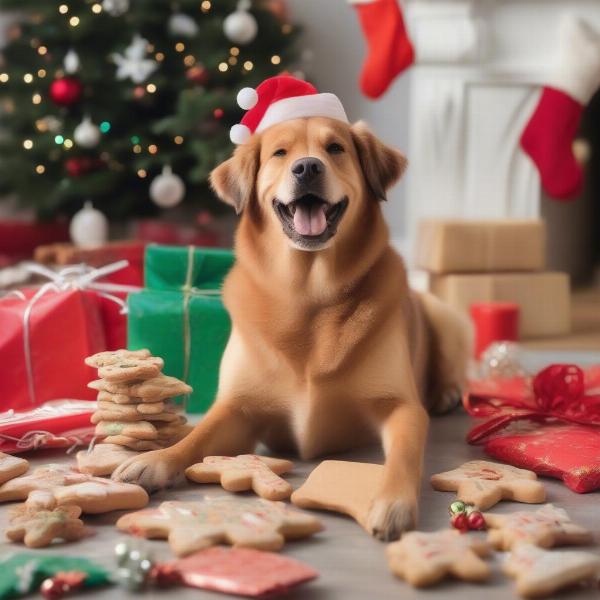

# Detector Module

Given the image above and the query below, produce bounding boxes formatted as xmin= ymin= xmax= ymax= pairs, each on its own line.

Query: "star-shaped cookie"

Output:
xmin=430 ymin=460 xmax=546 ymax=510
xmin=0 ymin=453 xmax=29 ymax=485
xmin=185 ymin=455 xmax=294 ymax=500
xmin=485 ymin=504 xmax=593 ymax=551
xmin=6 ymin=504 xmax=90 ymax=548
xmin=504 ymin=543 xmax=600 ymax=598
xmin=116 ymin=496 xmax=323 ymax=556
xmin=0 ymin=463 xmax=148 ymax=513
xmin=386 ymin=529 xmax=492 ymax=587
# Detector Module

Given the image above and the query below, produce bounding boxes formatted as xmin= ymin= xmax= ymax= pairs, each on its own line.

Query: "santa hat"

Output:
xmin=230 ymin=75 xmax=349 ymax=144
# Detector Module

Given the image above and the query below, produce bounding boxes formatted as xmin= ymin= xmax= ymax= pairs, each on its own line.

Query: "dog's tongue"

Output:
xmin=293 ymin=203 xmax=327 ymax=236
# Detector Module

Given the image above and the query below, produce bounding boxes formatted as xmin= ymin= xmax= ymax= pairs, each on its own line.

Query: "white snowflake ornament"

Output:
xmin=112 ymin=35 xmax=158 ymax=84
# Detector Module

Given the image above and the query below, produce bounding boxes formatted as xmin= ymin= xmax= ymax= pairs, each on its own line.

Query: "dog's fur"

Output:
xmin=113 ymin=117 xmax=471 ymax=540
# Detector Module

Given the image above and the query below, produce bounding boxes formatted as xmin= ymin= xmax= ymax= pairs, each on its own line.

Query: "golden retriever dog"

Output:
xmin=114 ymin=116 xmax=470 ymax=540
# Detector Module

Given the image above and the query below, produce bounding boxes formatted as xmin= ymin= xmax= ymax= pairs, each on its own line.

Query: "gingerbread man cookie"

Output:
xmin=76 ymin=443 xmax=140 ymax=476
xmin=6 ymin=504 xmax=90 ymax=548
xmin=504 ymin=543 xmax=600 ymax=598
xmin=430 ymin=460 xmax=546 ymax=510
xmin=0 ymin=453 xmax=29 ymax=485
xmin=185 ymin=455 xmax=294 ymax=500
xmin=386 ymin=529 xmax=492 ymax=587
xmin=485 ymin=504 xmax=593 ymax=551
xmin=0 ymin=463 xmax=148 ymax=513
xmin=117 ymin=496 xmax=323 ymax=556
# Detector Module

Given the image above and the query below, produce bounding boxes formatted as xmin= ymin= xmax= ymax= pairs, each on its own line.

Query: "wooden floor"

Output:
xmin=522 ymin=287 xmax=600 ymax=351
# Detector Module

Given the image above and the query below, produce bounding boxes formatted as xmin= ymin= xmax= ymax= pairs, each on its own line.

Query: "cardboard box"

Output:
xmin=415 ymin=219 xmax=546 ymax=273
xmin=430 ymin=272 xmax=571 ymax=338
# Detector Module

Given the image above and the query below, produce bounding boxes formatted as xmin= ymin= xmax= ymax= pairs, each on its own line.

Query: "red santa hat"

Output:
xmin=230 ymin=75 xmax=349 ymax=144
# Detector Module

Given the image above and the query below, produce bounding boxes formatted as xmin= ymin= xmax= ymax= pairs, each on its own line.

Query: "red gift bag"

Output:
xmin=464 ymin=364 xmax=600 ymax=493
xmin=0 ymin=286 xmax=105 ymax=411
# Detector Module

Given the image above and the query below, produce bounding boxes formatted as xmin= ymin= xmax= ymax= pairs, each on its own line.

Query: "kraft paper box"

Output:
xmin=127 ymin=245 xmax=235 ymax=414
xmin=430 ymin=272 xmax=570 ymax=338
xmin=415 ymin=219 xmax=546 ymax=273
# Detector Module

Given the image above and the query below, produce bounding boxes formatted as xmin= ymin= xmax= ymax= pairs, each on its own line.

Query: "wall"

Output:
xmin=287 ymin=0 xmax=412 ymax=247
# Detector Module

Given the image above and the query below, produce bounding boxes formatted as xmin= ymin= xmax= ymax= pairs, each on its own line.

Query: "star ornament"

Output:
xmin=112 ymin=35 xmax=157 ymax=84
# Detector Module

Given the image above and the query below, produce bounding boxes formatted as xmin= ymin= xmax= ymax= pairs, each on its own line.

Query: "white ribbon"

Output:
xmin=2 ymin=260 xmax=141 ymax=405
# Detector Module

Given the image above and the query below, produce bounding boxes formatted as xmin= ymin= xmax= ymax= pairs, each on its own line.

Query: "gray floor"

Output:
xmin=1 ymin=351 xmax=600 ymax=599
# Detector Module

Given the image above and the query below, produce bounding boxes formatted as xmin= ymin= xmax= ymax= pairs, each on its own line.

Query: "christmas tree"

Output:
xmin=0 ymin=0 xmax=299 ymax=221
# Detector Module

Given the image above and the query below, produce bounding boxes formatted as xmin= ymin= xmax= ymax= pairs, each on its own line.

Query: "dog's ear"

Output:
xmin=210 ymin=139 xmax=259 ymax=214
xmin=350 ymin=121 xmax=407 ymax=201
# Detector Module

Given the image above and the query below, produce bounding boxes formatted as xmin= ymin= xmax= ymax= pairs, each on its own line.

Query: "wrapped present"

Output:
xmin=128 ymin=245 xmax=235 ymax=414
xmin=465 ymin=363 xmax=600 ymax=493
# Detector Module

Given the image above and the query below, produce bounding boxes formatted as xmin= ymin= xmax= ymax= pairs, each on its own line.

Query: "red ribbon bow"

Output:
xmin=465 ymin=364 xmax=600 ymax=444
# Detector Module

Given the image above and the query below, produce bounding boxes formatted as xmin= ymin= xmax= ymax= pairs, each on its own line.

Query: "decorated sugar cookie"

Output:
xmin=430 ymin=460 xmax=546 ymax=510
xmin=185 ymin=455 xmax=294 ymax=500
xmin=0 ymin=453 xmax=29 ymax=485
xmin=117 ymin=496 xmax=323 ymax=556
xmin=504 ymin=543 xmax=600 ymax=598
xmin=386 ymin=529 xmax=492 ymax=587
xmin=6 ymin=504 xmax=91 ymax=548
xmin=0 ymin=463 xmax=148 ymax=513
xmin=485 ymin=504 xmax=593 ymax=551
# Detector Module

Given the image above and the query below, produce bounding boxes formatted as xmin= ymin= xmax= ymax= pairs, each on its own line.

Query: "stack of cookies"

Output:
xmin=85 ymin=349 xmax=193 ymax=451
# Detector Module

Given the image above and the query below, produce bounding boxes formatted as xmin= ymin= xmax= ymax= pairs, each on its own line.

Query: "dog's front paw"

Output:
xmin=366 ymin=495 xmax=417 ymax=541
xmin=111 ymin=449 xmax=185 ymax=492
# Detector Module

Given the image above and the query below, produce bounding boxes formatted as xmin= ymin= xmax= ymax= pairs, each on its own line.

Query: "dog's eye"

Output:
xmin=327 ymin=142 xmax=344 ymax=154
xmin=273 ymin=148 xmax=287 ymax=157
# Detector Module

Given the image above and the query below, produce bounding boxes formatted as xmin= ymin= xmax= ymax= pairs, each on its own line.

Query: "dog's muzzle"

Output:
xmin=273 ymin=194 xmax=349 ymax=250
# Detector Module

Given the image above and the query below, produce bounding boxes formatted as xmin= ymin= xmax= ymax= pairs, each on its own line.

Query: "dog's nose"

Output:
xmin=291 ymin=157 xmax=324 ymax=184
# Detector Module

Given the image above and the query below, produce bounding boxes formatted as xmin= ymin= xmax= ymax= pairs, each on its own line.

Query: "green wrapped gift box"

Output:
xmin=127 ymin=245 xmax=234 ymax=413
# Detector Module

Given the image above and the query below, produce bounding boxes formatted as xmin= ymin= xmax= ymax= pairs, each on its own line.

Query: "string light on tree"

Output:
xmin=70 ymin=201 xmax=109 ymax=247
xmin=223 ymin=0 xmax=258 ymax=45
xmin=186 ymin=64 xmax=209 ymax=84
xmin=63 ymin=49 xmax=80 ymax=74
xmin=74 ymin=116 xmax=101 ymax=148
xmin=168 ymin=13 xmax=199 ymax=37
xmin=149 ymin=165 xmax=185 ymax=208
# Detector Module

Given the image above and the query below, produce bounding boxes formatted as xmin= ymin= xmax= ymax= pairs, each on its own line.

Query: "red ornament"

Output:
xmin=213 ymin=108 xmax=224 ymax=119
xmin=186 ymin=65 xmax=209 ymax=85
xmin=49 ymin=76 xmax=83 ymax=106
xmin=450 ymin=512 xmax=469 ymax=532
xmin=65 ymin=157 xmax=103 ymax=177
xmin=40 ymin=572 xmax=85 ymax=600
xmin=466 ymin=511 xmax=486 ymax=530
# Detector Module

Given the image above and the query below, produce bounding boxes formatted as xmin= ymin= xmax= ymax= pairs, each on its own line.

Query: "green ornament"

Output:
xmin=449 ymin=500 xmax=466 ymax=515
xmin=0 ymin=553 xmax=111 ymax=600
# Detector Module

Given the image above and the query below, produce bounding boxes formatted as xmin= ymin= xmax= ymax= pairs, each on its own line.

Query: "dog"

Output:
xmin=113 ymin=113 xmax=470 ymax=541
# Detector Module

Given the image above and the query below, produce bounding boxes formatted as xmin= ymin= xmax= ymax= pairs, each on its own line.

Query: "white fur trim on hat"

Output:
xmin=255 ymin=92 xmax=349 ymax=133
xmin=230 ymin=123 xmax=251 ymax=144
xmin=551 ymin=16 xmax=600 ymax=104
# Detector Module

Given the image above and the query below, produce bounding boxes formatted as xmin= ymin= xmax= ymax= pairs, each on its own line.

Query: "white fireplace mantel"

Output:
xmin=403 ymin=0 xmax=600 ymax=263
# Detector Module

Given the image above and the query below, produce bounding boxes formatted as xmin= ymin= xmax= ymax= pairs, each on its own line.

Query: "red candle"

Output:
xmin=470 ymin=302 xmax=519 ymax=358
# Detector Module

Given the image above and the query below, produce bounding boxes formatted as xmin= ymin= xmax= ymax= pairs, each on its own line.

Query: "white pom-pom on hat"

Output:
xmin=230 ymin=123 xmax=252 ymax=144
xmin=237 ymin=87 xmax=258 ymax=110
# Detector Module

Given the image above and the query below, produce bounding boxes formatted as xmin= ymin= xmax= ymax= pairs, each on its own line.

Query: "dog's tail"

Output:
xmin=420 ymin=292 xmax=473 ymax=415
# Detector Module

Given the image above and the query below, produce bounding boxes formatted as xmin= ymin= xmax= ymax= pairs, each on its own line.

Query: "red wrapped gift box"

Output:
xmin=465 ymin=364 xmax=600 ymax=493
xmin=0 ymin=287 xmax=105 ymax=412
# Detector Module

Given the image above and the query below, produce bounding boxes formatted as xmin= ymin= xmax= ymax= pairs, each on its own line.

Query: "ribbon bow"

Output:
xmin=465 ymin=364 xmax=600 ymax=444
xmin=2 ymin=260 xmax=140 ymax=406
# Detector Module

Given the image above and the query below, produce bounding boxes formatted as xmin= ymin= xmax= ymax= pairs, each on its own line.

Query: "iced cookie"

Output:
xmin=95 ymin=420 xmax=158 ymax=440
xmin=386 ymin=529 xmax=492 ymax=587
xmin=91 ymin=409 xmax=179 ymax=424
xmin=103 ymin=436 xmax=163 ymax=451
xmin=89 ymin=374 xmax=192 ymax=400
xmin=504 ymin=543 xmax=600 ymax=598
xmin=485 ymin=504 xmax=593 ymax=551
xmin=0 ymin=463 xmax=148 ymax=513
xmin=430 ymin=460 xmax=546 ymax=510
xmin=117 ymin=496 xmax=323 ymax=556
xmin=291 ymin=460 xmax=384 ymax=531
xmin=6 ymin=504 xmax=90 ymax=548
xmin=94 ymin=389 xmax=157 ymax=405
xmin=98 ymin=398 xmax=166 ymax=414
xmin=0 ymin=453 xmax=29 ymax=485
xmin=98 ymin=358 xmax=163 ymax=382
xmin=76 ymin=443 xmax=140 ymax=476
xmin=85 ymin=349 xmax=152 ymax=367
xmin=186 ymin=455 xmax=294 ymax=501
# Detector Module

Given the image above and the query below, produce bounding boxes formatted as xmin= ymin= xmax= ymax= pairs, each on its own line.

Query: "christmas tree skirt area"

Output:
xmin=1 ymin=351 xmax=599 ymax=599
